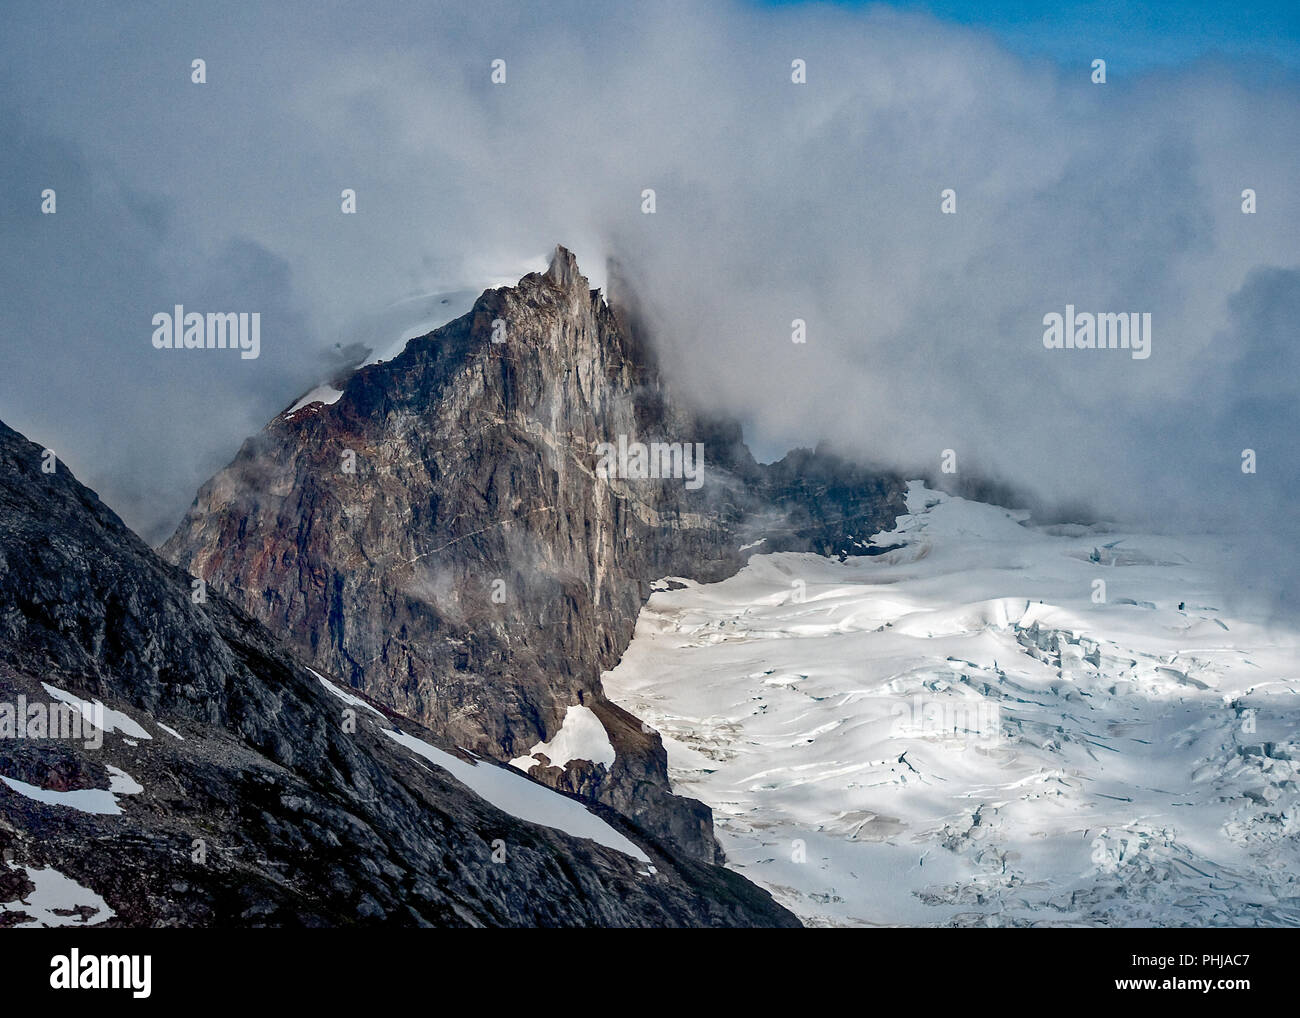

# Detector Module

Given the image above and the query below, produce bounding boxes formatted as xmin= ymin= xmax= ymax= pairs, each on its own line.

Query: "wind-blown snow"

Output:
xmin=284 ymin=384 xmax=343 ymax=417
xmin=357 ymin=264 xmax=552 ymax=368
xmin=605 ymin=481 xmax=1300 ymax=927
xmin=282 ymin=263 xmax=556 ymax=423
xmin=510 ymin=705 xmax=615 ymax=773
xmin=358 ymin=288 xmax=482 ymax=368
xmin=41 ymin=683 xmax=152 ymax=741
xmin=278 ymin=286 xmax=501 ymax=423
xmin=0 ymin=862 xmax=115 ymax=927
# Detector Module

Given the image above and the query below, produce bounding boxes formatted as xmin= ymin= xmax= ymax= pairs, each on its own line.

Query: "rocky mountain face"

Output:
xmin=162 ymin=247 xmax=907 ymax=863
xmin=0 ymin=417 xmax=800 ymax=926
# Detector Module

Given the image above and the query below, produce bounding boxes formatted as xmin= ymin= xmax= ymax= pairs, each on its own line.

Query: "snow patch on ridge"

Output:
xmin=383 ymin=728 xmax=648 ymax=863
xmin=284 ymin=384 xmax=343 ymax=417
xmin=510 ymin=705 xmax=615 ymax=773
xmin=309 ymin=668 xmax=647 ymax=863
xmin=311 ymin=668 xmax=385 ymax=717
xmin=359 ymin=288 xmax=482 ymax=368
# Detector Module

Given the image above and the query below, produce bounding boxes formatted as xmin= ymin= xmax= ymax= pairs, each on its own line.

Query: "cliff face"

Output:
xmin=162 ymin=247 xmax=906 ymax=861
xmin=0 ymin=417 xmax=800 ymax=927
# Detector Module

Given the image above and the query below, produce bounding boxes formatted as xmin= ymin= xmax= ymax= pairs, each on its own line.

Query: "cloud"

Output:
xmin=0 ymin=0 xmax=1296 ymax=606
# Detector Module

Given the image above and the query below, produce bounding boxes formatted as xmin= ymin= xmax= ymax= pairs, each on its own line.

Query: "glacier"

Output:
xmin=605 ymin=482 xmax=1300 ymax=926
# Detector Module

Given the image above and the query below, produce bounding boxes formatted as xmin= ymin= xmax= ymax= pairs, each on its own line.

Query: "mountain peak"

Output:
xmin=543 ymin=244 xmax=585 ymax=291
xmin=162 ymin=259 xmax=908 ymax=867
xmin=0 ymin=412 xmax=801 ymax=928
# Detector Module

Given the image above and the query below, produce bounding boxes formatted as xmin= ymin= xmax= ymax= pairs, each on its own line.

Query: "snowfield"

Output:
xmin=604 ymin=482 xmax=1300 ymax=926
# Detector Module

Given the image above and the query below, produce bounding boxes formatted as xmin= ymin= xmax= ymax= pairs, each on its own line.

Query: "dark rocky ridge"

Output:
xmin=163 ymin=247 xmax=907 ymax=862
xmin=0 ymin=417 xmax=799 ymax=926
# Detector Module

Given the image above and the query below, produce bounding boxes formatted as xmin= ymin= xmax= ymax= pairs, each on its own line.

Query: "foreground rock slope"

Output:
xmin=0 ymin=417 xmax=799 ymax=926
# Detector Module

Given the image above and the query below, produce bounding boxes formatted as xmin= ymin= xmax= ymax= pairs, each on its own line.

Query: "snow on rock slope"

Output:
xmin=283 ymin=384 xmax=344 ymax=418
xmin=312 ymin=669 xmax=645 ymax=862
xmin=1 ymin=766 xmax=143 ymax=816
xmin=278 ymin=288 xmax=485 ymax=422
xmin=356 ymin=288 xmax=484 ymax=368
xmin=604 ymin=481 xmax=1300 ymax=927
xmin=383 ymin=728 xmax=647 ymax=864
xmin=511 ymin=706 xmax=617 ymax=773
xmin=0 ymin=413 xmax=799 ymax=928
xmin=0 ymin=862 xmax=115 ymax=927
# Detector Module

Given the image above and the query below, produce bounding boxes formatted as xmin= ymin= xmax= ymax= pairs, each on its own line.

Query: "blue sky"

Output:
xmin=760 ymin=1 xmax=1300 ymax=71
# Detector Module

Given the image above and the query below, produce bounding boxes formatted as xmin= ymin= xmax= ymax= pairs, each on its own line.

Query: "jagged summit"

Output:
xmin=163 ymin=253 xmax=906 ymax=865
xmin=541 ymin=244 xmax=586 ymax=292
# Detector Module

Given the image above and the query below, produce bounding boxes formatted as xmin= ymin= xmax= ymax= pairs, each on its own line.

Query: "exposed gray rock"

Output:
xmin=0 ymin=417 xmax=799 ymax=927
xmin=162 ymin=246 xmax=906 ymax=862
